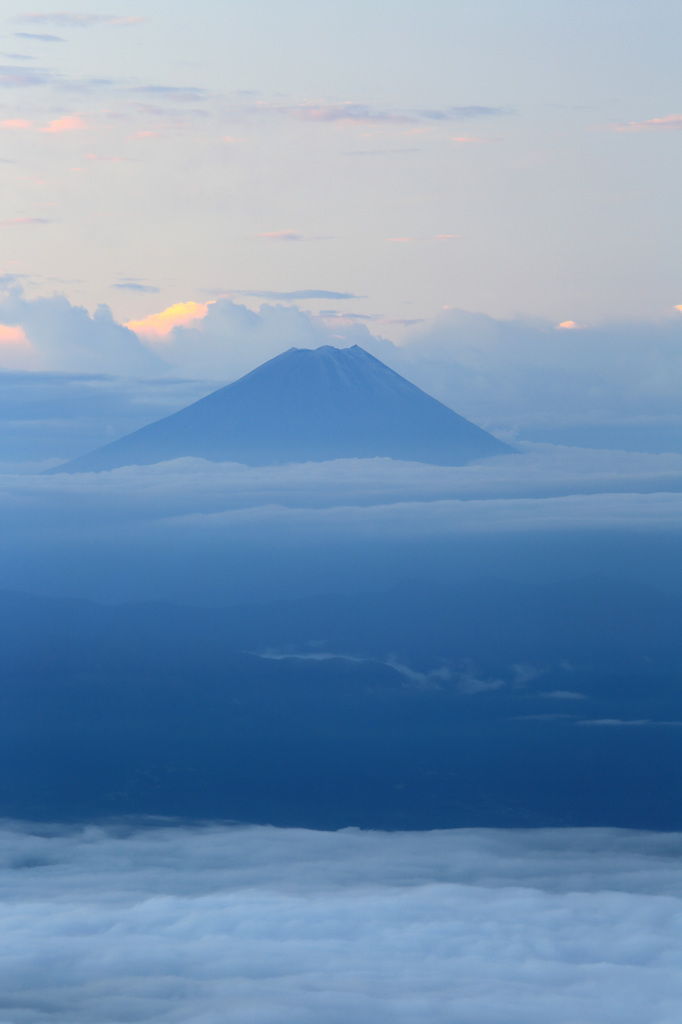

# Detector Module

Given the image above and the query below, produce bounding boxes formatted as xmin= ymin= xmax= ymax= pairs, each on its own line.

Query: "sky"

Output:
xmin=1 ymin=0 xmax=682 ymax=340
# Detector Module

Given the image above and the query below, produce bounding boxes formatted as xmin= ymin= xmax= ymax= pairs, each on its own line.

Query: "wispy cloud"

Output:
xmin=579 ymin=718 xmax=682 ymax=727
xmin=1 ymin=114 xmax=86 ymax=132
xmin=41 ymin=113 xmax=86 ymax=132
xmin=131 ymin=84 xmax=208 ymax=103
xmin=388 ymin=234 xmax=460 ymax=243
xmin=0 ymin=64 xmax=52 ymax=87
xmin=602 ymin=114 xmax=682 ymax=133
xmin=14 ymin=13 xmax=145 ymax=28
xmin=260 ymin=101 xmax=511 ymax=126
xmin=113 ymin=280 xmax=159 ymax=293
xmin=14 ymin=31 xmax=64 ymax=42
xmin=0 ymin=217 xmax=51 ymax=226
xmin=346 ymin=147 xmax=421 ymax=156
xmin=234 ymin=289 xmax=359 ymax=301
xmin=254 ymin=230 xmax=303 ymax=242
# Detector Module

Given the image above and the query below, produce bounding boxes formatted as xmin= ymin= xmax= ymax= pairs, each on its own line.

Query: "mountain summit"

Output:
xmin=53 ymin=345 xmax=513 ymax=472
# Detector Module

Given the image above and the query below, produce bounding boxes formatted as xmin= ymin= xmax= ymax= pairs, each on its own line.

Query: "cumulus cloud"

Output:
xmin=125 ymin=300 xmax=209 ymax=339
xmin=364 ymin=308 xmax=682 ymax=447
xmin=134 ymin=297 xmax=373 ymax=379
xmin=0 ymin=282 xmax=162 ymax=374
xmin=0 ymin=823 xmax=678 ymax=1023
xmin=6 ymin=287 xmax=682 ymax=453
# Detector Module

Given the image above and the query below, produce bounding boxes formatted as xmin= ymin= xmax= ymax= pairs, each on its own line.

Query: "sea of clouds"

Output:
xmin=0 ymin=823 xmax=680 ymax=1023
xmin=1 ymin=445 xmax=682 ymax=603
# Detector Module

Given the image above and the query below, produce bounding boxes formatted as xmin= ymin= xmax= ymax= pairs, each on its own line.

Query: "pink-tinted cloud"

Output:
xmin=0 ymin=324 xmax=29 ymax=346
xmin=126 ymin=301 xmax=209 ymax=339
xmin=40 ymin=115 xmax=87 ymax=134
xmin=604 ymin=114 xmax=682 ymax=133
xmin=255 ymin=231 xmax=303 ymax=242
xmin=556 ymin=320 xmax=583 ymax=330
xmin=1 ymin=115 xmax=87 ymax=134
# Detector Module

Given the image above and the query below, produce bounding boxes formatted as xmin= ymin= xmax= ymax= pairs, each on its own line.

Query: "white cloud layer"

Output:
xmin=5 ymin=444 xmax=682 ymax=529
xmin=0 ymin=823 xmax=679 ymax=1023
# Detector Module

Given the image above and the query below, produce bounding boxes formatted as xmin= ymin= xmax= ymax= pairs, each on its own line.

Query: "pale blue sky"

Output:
xmin=1 ymin=0 xmax=681 ymax=336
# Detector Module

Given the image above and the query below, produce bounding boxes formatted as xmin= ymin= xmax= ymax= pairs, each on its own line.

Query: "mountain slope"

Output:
xmin=53 ymin=344 xmax=512 ymax=472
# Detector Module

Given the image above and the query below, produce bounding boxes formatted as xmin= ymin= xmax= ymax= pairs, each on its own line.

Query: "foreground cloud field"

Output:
xmin=0 ymin=823 xmax=679 ymax=1024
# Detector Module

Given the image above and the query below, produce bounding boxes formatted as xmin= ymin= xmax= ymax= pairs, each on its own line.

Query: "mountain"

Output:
xmin=51 ymin=344 xmax=513 ymax=472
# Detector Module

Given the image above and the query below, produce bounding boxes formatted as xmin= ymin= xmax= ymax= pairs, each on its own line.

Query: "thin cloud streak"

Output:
xmin=14 ymin=31 xmax=64 ymax=42
xmin=259 ymin=100 xmax=512 ymax=125
xmin=14 ymin=13 xmax=145 ymax=28
xmin=234 ymin=289 xmax=360 ymax=301
xmin=112 ymin=280 xmax=159 ymax=293
xmin=0 ymin=217 xmax=51 ymax=226
xmin=602 ymin=114 xmax=682 ymax=132
xmin=254 ymin=230 xmax=303 ymax=242
xmin=1 ymin=114 xmax=87 ymax=132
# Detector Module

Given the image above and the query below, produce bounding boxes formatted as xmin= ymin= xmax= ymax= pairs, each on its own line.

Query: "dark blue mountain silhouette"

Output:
xmin=52 ymin=344 xmax=512 ymax=472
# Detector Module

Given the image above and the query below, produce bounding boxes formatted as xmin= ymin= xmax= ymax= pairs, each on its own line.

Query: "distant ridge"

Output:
xmin=51 ymin=345 xmax=513 ymax=472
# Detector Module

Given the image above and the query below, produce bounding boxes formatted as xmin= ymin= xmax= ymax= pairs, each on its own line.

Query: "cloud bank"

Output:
xmin=2 ymin=447 xmax=682 ymax=603
xmin=5 ymin=284 xmax=682 ymax=451
xmin=0 ymin=283 xmax=161 ymax=375
xmin=0 ymin=823 xmax=679 ymax=1023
